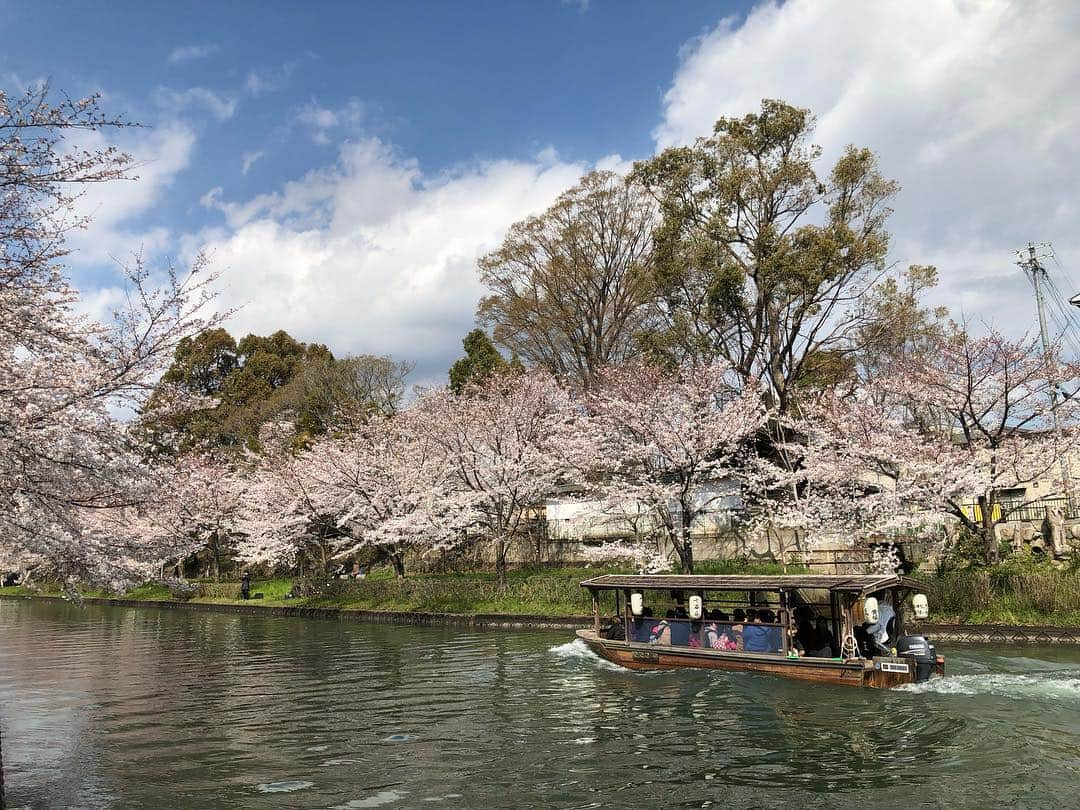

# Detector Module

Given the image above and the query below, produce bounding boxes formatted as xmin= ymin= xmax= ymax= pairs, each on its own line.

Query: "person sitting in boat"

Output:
xmin=670 ymin=605 xmax=692 ymax=646
xmin=602 ymin=615 xmax=625 ymax=640
xmin=730 ymin=608 xmax=747 ymax=650
xmin=630 ymin=607 xmax=654 ymax=642
xmin=761 ymin=609 xmax=783 ymax=652
xmin=688 ymin=620 xmax=703 ymax=647
xmin=792 ymin=610 xmax=833 ymax=657
xmin=649 ymin=611 xmax=672 ymax=645
xmin=704 ymin=610 xmax=737 ymax=650
xmin=813 ymin=618 xmax=836 ymax=657
xmin=743 ymin=613 xmax=777 ymax=656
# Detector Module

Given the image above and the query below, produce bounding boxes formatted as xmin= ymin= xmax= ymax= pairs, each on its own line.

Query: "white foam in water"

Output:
xmin=548 ymin=638 xmax=625 ymax=672
xmin=897 ymin=672 xmax=1080 ymax=701
xmin=257 ymin=780 xmax=314 ymax=793
xmin=333 ymin=789 xmax=406 ymax=808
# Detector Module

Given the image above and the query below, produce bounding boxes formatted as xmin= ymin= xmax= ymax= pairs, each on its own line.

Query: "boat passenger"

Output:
xmin=703 ymin=616 xmax=720 ymax=649
xmin=742 ymin=612 xmax=774 ymax=653
xmin=670 ymin=606 xmax=692 ymax=646
xmin=649 ymin=611 xmax=672 ymax=645
xmin=715 ymin=610 xmax=737 ymax=648
xmin=811 ymin=618 xmax=836 ymax=657
xmin=761 ymin=609 xmax=782 ymax=652
xmin=604 ymin=615 xmax=625 ymax=640
xmin=630 ymin=607 xmax=653 ymax=642
xmin=729 ymin=608 xmax=747 ymax=650
xmin=793 ymin=611 xmax=816 ymax=657
xmin=704 ymin=610 xmax=737 ymax=650
xmin=689 ymin=620 xmax=703 ymax=647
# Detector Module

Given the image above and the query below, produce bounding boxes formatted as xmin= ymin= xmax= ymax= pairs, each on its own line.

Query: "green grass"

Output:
xmin=307 ymin=566 xmax=629 ymax=615
xmin=122 ymin=582 xmax=174 ymax=601
xmin=691 ymin=559 xmax=811 ymax=576
xmin=5 ymin=559 xmax=1078 ymax=626
xmin=193 ymin=578 xmax=295 ymax=604
xmin=926 ymin=567 xmax=1080 ymax=626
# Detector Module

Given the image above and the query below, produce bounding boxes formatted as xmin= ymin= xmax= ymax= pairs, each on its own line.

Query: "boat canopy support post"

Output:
xmin=592 ymin=589 xmax=600 ymax=634
xmin=780 ymin=589 xmax=791 ymax=656
xmin=841 ymin=593 xmax=856 ymax=658
xmin=892 ymin=586 xmax=904 ymax=639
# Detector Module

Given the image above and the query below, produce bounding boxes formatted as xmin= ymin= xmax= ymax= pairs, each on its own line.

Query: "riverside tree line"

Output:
xmin=3 ymin=89 xmax=1077 ymax=595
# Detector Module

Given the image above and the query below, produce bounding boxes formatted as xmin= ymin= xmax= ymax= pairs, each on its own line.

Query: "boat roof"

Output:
xmin=580 ymin=573 xmax=931 ymax=595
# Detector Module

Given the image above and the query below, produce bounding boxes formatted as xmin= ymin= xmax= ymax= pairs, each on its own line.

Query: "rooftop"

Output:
xmin=579 ymin=574 xmax=931 ymax=594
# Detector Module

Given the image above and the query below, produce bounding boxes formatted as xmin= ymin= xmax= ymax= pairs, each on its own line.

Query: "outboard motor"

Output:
xmin=896 ymin=635 xmax=937 ymax=682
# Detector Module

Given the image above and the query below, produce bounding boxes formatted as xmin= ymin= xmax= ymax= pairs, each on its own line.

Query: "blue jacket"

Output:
xmin=670 ymin=619 xmax=692 ymax=646
xmin=743 ymin=624 xmax=775 ymax=653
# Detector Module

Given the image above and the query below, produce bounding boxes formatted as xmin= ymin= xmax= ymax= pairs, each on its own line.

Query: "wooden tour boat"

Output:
xmin=577 ymin=574 xmax=945 ymax=689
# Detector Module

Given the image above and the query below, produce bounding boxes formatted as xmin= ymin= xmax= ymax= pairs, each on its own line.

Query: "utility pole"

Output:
xmin=1018 ymin=242 xmax=1073 ymax=510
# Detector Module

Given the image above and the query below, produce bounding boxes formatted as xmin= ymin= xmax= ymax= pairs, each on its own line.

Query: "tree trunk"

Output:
xmin=978 ymin=494 xmax=999 ymax=565
xmin=495 ymin=539 xmax=508 ymax=593
xmin=210 ymin=532 xmax=221 ymax=582
xmin=677 ymin=511 xmax=694 ymax=574
xmin=390 ymin=550 xmax=405 ymax=579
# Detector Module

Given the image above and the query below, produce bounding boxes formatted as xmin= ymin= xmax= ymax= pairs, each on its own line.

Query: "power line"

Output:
xmin=1016 ymin=241 xmax=1073 ymax=506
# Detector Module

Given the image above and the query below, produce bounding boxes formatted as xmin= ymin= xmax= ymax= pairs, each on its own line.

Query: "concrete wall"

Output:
xmin=421 ymin=522 xmax=940 ymax=575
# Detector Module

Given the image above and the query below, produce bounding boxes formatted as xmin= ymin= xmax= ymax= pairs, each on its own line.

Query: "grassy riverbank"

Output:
xmin=3 ymin=562 xmax=1078 ymax=626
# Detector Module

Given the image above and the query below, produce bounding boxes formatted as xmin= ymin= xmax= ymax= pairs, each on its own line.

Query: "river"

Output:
xmin=0 ymin=599 xmax=1077 ymax=809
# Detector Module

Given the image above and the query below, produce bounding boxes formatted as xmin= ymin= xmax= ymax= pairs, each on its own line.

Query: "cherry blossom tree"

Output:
xmin=794 ymin=330 xmax=1080 ymax=564
xmin=224 ymin=422 xmax=341 ymax=572
xmin=141 ymin=451 xmax=253 ymax=579
xmin=562 ymin=360 xmax=769 ymax=573
xmin=413 ymin=372 xmax=572 ymax=591
xmin=0 ymin=84 xmax=223 ymax=583
xmin=326 ymin=412 xmax=464 ymax=578
xmin=225 ymin=412 xmax=461 ymax=578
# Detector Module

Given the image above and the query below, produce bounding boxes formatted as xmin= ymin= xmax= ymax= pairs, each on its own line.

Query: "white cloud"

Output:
xmin=156 ymin=86 xmax=237 ymax=121
xmin=66 ymin=124 xmax=197 ymax=268
xmin=168 ymin=43 xmax=219 ymax=64
xmin=190 ymin=139 xmax=589 ymax=380
xmin=296 ymin=99 xmax=365 ymax=144
xmin=244 ymin=54 xmax=315 ymax=96
xmin=241 ymin=150 xmax=264 ymax=175
xmin=657 ymin=0 xmax=1080 ymax=337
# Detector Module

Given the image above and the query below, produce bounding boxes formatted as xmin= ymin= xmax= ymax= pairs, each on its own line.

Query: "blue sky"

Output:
xmin=2 ymin=1 xmax=742 ymax=268
xmin=4 ymin=1 xmax=1080 ymax=383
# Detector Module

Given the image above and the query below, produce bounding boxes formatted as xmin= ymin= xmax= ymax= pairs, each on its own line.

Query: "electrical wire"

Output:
xmin=1018 ymin=244 xmax=1080 ymax=362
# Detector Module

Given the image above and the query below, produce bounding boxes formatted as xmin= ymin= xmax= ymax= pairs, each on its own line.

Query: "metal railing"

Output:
xmin=959 ymin=496 xmax=1078 ymax=523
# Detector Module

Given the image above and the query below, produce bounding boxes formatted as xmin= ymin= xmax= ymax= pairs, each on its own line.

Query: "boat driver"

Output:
xmin=862 ymin=592 xmax=897 ymax=656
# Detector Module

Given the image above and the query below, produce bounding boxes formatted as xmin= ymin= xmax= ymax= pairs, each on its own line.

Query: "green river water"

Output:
xmin=1 ymin=599 xmax=1078 ymax=809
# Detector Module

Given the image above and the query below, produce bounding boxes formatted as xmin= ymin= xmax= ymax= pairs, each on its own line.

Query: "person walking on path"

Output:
xmin=241 ymin=571 xmax=251 ymax=601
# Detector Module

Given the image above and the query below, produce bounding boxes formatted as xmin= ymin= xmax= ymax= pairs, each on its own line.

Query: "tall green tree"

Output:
xmin=477 ymin=170 xmax=658 ymax=389
xmin=632 ymin=99 xmax=901 ymax=415
xmin=160 ymin=328 xmax=239 ymax=396
xmin=449 ymin=328 xmax=518 ymax=392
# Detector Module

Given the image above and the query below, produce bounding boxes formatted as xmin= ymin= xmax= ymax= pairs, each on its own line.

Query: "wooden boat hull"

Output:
xmin=577 ymin=630 xmax=944 ymax=689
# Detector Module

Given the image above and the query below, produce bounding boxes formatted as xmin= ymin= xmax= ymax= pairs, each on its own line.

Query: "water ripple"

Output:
xmin=1 ymin=599 xmax=1079 ymax=809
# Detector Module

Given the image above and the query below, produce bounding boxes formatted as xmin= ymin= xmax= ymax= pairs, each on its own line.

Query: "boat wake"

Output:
xmin=896 ymin=671 xmax=1080 ymax=701
xmin=549 ymin=638 xmax=625 ymax=672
